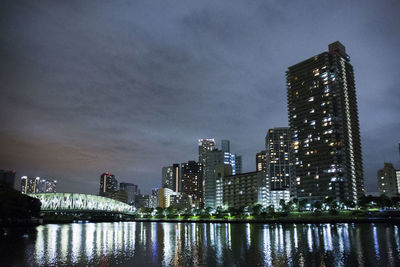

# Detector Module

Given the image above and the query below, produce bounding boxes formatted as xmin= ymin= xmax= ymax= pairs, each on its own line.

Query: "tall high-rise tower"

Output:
xmin=161 ymin=164 xmax=181 ymax=192
xmin=265 ymin=127 xmax=292 ymax=191
xmin=100 ymin=172 xmax=118 ymax=196
xmin=198 ymin=138 xmax=216 ymax=166
xmin=204 ymin=149 xmax=225 ymax=208
xmin=286 ymin=41 xmax=364 ymax=203
xmin=181 ymin=161 xmax=204 ymax=206
xmin=256 ymin=150 xmax=267 ymax=172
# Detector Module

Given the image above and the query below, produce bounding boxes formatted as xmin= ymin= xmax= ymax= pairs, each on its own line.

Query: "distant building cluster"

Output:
xmin=377 ymin=163 xmax=400 ymax=198
xmin=20 ymin=176 xmax=57 ymax=194
xmin=158 ymin=139 xmax=243 ymax=210
xmin=154 ymin=41 xmax=368 ymax=211
xmin=98 ymin=172 xmax=141 ymax=206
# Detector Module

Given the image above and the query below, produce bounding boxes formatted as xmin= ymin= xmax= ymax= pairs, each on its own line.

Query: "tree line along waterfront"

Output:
xmin=0 ymin=184 xmax=41 ymax=226
xmin=2 ymin=178 xmax=400 ymax=225
xmin=133 ymin=195 xmax=400 ymax=223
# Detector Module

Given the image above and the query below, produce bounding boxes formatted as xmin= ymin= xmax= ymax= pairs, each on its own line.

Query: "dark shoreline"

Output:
xmin=3 ymin=215 xmax=400 ymax=227
xmin=16 ymin=217 xmax=400 ymax=226
xmin=132 ymin=217 xmax=400 ymax=224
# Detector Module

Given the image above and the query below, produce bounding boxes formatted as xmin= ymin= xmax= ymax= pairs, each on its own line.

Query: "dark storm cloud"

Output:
xmin=1 ymin=0 xmax=399 ymax=193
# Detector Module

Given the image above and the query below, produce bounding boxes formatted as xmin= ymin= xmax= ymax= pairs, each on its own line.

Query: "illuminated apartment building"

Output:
xmin=161 ymin=164 xmax=180 ymax=192
xmin=99 ymin=172 xmax=118 ymax=196
xmin=21 ymin=176 xmax=57 ymax=194
xmin=265 ymin=128 xmax=292 ymax=191
xmin=256 ymin=150 xmax=267 ymax=172
xmin=21 ymin=176 xmax=40 ymax=194
xmin=181 ymin=161 xmax=203 ymax=206
xmin=377 ymin=163 xmax=399 ymax=198
xmin=287 ymin=41 xmax=364 ymax=202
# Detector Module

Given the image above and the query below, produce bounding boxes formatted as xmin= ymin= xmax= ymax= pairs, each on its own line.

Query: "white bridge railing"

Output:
xmin=28 ymin=193 xmax=134 ymax=214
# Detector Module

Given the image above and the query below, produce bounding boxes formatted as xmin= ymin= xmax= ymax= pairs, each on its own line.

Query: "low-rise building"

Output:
xmin=157 ymin=188 xmax=174 ymax=208
xmin=119 ymin=182 xmax=139 ymax=205
xmin=377 ymin=163 xmax=399 ymax=198
xmin=170 ymin=193 xmax=192 ymax=209
xmin=268 ymin=190 xmax=291 ymax=209
xmin=223 ymin=171 xmax=265 ymax=209
xmin=135 ymin=194 xmax=157 ymax=208
xmin=109 ymin=190 xmax=128 ymax=204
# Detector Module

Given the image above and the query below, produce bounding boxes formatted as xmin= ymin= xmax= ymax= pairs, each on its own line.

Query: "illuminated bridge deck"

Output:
xmin=28 ymin=193 xmax=135 ymax=215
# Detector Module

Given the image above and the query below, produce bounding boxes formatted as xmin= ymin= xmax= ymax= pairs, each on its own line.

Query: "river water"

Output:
xmin=1 ymin=222 xmax=400 ymax=266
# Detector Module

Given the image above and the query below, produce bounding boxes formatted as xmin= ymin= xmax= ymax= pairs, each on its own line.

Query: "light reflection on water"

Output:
xmin=1 ymin=222 xmax=400 ymax=266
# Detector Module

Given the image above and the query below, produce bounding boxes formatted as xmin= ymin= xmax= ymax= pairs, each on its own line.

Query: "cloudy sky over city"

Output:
xmin=1 ymin=0 xmax=399 ymax=194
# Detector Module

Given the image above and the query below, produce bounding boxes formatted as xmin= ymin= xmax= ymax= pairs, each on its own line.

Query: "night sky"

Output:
xmin=1 ymin=0 xmax=399 ymax=194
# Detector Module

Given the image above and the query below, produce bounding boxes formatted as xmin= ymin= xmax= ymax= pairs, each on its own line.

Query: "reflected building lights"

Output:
xmin=102 ymin=223 xmax=108 ymax=255
xmin=274 ymin=225 xmax=279 ymax=251
xmin=307 ymin=225 xmax=313 ymax=252
xmin=71 ymin=223 xmax=82 ymax=264
xmin=130 ymin=222 xmax=136 ymax=257
xmin=285 ymin=229 xmax=292 ymax=266
xmin=228 ymin=223 xmax=232 ymax=249
xmin=84 ymin=224 xmax=95 ymax=262
xmin=15 ymin=221 xmax=400 ymax=266
xmin=293 ymin=224 xmax=298 ymax=249
xmin=342 ymin=224 xmax=350 ymax=253
xmin=216 ymin=224 xmax=222 ymax=264
xmin=203 ymin=223 xmax=207 ymax=249
xmin=141 ymin=222 xmax=147 ymax=247
xmin=60 ymin=224 xmax=69 ymax=263
xmin=211 ymin=224 xmax=215 ymax=247
xmin=263 ymin=225 xmax=272 ymax=267
xmin=322 ymin=224 xmax=333 ymax=251
xmin=338 ymin=224 xmax=344 ymax=254
xmin=313 ymin=226 xmax=320 ymax=250
xmin=394 ymin=226 xmax=400 ymax=254
xmin=372 ymin=224 xmax=380 ymax=261
xmin=173 ymin=223 xmax=182 ymax=266
xmin=106 ymin=224 xmax=114 ymax=255
xmin=151 ymin=222 xmax=158 ymax=263
xmin=278 ymin=225 xmax=284 ymax=253
xmin=162 ymin=223 xmax=172 ymax=266
xmin=35 ymin=226 xmax=44 ymax=266
xmin=354 ymin=227 xmax=364 ymax=266
xmin=246 ymin=223 xmax=251 ymax=249
xmin=116 ymin=223 xmax=122 ymax=256
xmin=191 ymin=223 xmax=196 ymax=246
xmin=96 ymin=223 xmax=102 ymax=258
xmin=47 ymin=225 xmax=59 ymax=264
xmin=123 ymin=222 xmax=129 ymax=255
xmin=385 ymin=226 xmax=394 ymax=267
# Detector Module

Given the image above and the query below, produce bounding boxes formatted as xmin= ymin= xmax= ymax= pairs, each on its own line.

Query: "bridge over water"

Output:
xmin=28 ymin=193 xmax=135 ymax=221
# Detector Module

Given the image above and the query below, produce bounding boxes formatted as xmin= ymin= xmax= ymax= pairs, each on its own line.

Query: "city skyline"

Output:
xmin=1 ymin=1 xmax=400 ymax=194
